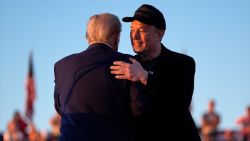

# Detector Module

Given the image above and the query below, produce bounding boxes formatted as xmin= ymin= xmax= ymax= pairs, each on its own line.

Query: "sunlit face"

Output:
xmin=130 ymin=20 xmax=161 ymax=54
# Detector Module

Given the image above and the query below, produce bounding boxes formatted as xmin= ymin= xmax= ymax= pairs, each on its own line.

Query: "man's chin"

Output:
xmin=133 ymin=49 xmax=142 ymax=54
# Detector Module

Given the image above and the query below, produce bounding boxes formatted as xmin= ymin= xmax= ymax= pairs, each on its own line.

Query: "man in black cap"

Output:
xmin=111 ymin=4 xmax=201 ymax=141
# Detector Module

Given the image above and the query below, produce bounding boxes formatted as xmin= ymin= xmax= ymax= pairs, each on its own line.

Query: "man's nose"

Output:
xmin=132 ymin=31 xmax=140 ymax=40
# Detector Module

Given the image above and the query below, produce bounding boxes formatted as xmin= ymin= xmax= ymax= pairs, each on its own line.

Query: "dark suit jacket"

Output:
xmin=54 ymin=43 xmax=135 ymax=141
xmin=133 ymin=44 xmax=201 ymax=141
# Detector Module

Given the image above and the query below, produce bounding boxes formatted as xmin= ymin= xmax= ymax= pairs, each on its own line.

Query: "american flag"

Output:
xmin=25 ymin=51 xmax=36 ymax=120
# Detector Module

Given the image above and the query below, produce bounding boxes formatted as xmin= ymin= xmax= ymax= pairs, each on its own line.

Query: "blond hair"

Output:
xmin=86 ymin=13 xmax=121 ymax=49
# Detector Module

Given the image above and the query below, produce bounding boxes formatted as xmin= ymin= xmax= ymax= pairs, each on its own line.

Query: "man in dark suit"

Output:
xmin=110 ymin=4 xmax=201 ymax=141
xmin=54 ymin=13 xmax=135 ymax=141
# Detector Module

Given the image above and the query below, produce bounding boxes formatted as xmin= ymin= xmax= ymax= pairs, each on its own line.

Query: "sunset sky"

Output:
xmin=1 ymin=0 xmax=250 ymax=132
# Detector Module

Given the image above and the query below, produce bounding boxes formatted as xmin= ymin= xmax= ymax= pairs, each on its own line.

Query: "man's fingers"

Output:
xmin=110 ymin=65 xmax=126 ymax=71
xmin=110 ymin=65 xmax=119 ymax=70
xmin=113 ymin=61 xmax=129 ymax=66
xmin=110 ymin=71 xmax=115 ymax=74
xmin=111 ymin=70 xmax=122 ymax=75
xmin=115 ymin=75 xmax=128 ymax=80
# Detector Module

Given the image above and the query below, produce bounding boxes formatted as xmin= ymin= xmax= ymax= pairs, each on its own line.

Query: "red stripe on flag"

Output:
xmin=25 ymin=52 xmax=36 ymax=120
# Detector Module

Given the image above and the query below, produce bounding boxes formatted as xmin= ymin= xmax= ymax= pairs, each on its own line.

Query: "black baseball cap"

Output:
xmin=122 ymin=4 xmax=166 ymax=30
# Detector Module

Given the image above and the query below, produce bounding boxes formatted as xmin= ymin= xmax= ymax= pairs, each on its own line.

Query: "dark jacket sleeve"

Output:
xmin=177 ymin=57 xmax=196 ymax=109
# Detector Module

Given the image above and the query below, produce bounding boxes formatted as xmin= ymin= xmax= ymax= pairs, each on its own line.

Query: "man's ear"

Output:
xmin=158 ymin=30 xmax=165 ymax=41
xmin=112 ymin=34 xmax=120 ymax=51
xmin=115 ymin=34 xmax=120 ymax=46
xmin=114 ymin=36 xmax=118 ymax=46
xmin=117 ymin=33 xmax=121 ymax=43
xmin=159 ymin=30 xmax=165 ymax=38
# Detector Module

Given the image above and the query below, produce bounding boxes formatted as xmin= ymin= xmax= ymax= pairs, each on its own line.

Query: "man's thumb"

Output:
xmin=129 ymin=57 xmax=137 ymax=64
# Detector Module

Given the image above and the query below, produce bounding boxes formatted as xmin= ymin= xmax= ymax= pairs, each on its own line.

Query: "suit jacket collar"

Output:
xmin=135 ymin=43 xmax=171 ymax=62
xmin=87 ymin=43 xmax=113 ymax=51
xmin=160 ymin=43 xmax=172 ymax=57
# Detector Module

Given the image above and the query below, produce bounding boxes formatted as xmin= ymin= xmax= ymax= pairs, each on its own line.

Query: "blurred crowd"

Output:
xmin=0 ymin=100 xmax=249 ymax=141
xmin=198 ymin=100 xmax=250 ymax=141
xmin=1 ymin=111 xmax=60 ymax=141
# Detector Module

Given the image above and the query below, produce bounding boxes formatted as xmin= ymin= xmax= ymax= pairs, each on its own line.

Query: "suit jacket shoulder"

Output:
xmin=160 ymin=45 xmax=195 ymax=69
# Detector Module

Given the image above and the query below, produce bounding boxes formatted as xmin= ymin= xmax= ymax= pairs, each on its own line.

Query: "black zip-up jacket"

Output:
xmin=133 ymin=44 xmax=201 ymax=141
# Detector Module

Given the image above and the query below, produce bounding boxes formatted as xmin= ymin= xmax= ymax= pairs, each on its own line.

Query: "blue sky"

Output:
xmin=0 ymin=0 xmax=250 ymax=132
